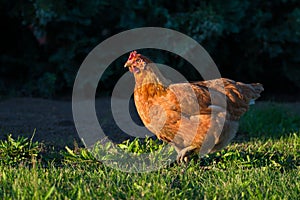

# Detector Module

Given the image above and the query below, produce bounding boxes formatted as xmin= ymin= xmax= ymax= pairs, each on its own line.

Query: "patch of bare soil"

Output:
xmin=0 ymin=97 xmax=147 ymax=150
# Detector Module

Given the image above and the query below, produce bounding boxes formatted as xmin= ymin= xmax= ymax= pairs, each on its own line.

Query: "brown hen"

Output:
xmin=124 ymin=51 xmax=264 ymax=163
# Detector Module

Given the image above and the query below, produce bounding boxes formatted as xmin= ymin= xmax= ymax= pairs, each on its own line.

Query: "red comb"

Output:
xmin=128 ymin=51 xmax=137 ymax=60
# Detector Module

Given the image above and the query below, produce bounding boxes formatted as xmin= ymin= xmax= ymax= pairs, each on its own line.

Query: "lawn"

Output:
xmin=0 ymin=102 xmax=299 ymax=199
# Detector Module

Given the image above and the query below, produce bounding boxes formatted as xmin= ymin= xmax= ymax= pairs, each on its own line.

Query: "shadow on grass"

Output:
xmin=198 ymin=139 xmax=299 ymax=171
xmin=237 ymin=102 xmax=300 ymax=141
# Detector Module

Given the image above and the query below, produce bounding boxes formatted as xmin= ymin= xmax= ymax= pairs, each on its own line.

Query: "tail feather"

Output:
xmin=251 ymin=83 xmax=264 ymax=94
xmin=237 ymin=82 xmax=264 ymax=103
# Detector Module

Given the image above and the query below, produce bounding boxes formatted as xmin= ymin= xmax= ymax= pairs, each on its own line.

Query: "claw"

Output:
xmin=176 ymin=146 xmax=198 ymax=164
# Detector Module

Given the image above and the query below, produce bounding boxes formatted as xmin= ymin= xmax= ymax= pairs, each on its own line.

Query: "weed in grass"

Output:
xmin=62 ymin=145 xmax=99 ymax=164
xmin=118 ymin=136 xmax=164 ymax=154
xmin=0 ymin=130 xmax=41 ymax=165
xmin=63 ymin=137 xmax=175 ymax=172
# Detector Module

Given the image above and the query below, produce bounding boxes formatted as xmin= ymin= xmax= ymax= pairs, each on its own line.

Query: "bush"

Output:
xmin=0 ymin=0 xmax=299 ymax=97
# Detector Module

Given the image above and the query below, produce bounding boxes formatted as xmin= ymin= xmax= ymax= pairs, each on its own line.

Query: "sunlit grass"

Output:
xmin=0 ymin=103 xmax=299 ymax=199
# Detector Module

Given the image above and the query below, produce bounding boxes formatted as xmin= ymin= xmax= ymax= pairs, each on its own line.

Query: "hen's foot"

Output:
xmin=177 ymin=146 xmax=198 ymax=164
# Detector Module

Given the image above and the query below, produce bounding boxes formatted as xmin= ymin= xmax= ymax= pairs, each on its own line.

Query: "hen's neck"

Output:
xmin=134 ymin=64 xmax=170 ymax=97
xmin=135 ymin=63 xmax=169 ymax=85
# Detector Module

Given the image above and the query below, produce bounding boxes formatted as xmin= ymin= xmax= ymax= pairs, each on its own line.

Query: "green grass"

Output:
xmin=0 ymin=130 xmax=41 ymax=166
xmin=239 ymin=102 xmax=300 ymax=138
xmin=0 ymin=103 xmax=299 ymax=199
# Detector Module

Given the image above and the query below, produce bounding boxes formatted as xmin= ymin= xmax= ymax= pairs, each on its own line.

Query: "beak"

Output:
xmin=124 ymin=61 xmax=130 ymax=68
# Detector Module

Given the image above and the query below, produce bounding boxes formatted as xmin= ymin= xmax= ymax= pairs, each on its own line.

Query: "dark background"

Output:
xmin=1 ymin=0 xmax=300 ymax=100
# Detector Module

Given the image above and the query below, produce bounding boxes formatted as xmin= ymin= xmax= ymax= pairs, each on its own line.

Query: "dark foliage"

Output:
xmin=0 ymin=0 xmax=299 ymax=98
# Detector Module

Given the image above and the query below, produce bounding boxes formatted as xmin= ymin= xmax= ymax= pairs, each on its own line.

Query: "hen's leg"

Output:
xmin=177 ymin=146 xmax=197 ymax=164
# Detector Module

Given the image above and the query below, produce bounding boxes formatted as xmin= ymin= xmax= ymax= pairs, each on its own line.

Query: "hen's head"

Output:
xmin=124 ymin=51 xmax=152 ymax=73
xmin=124 ymin=51 xmax=171 ymax=86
